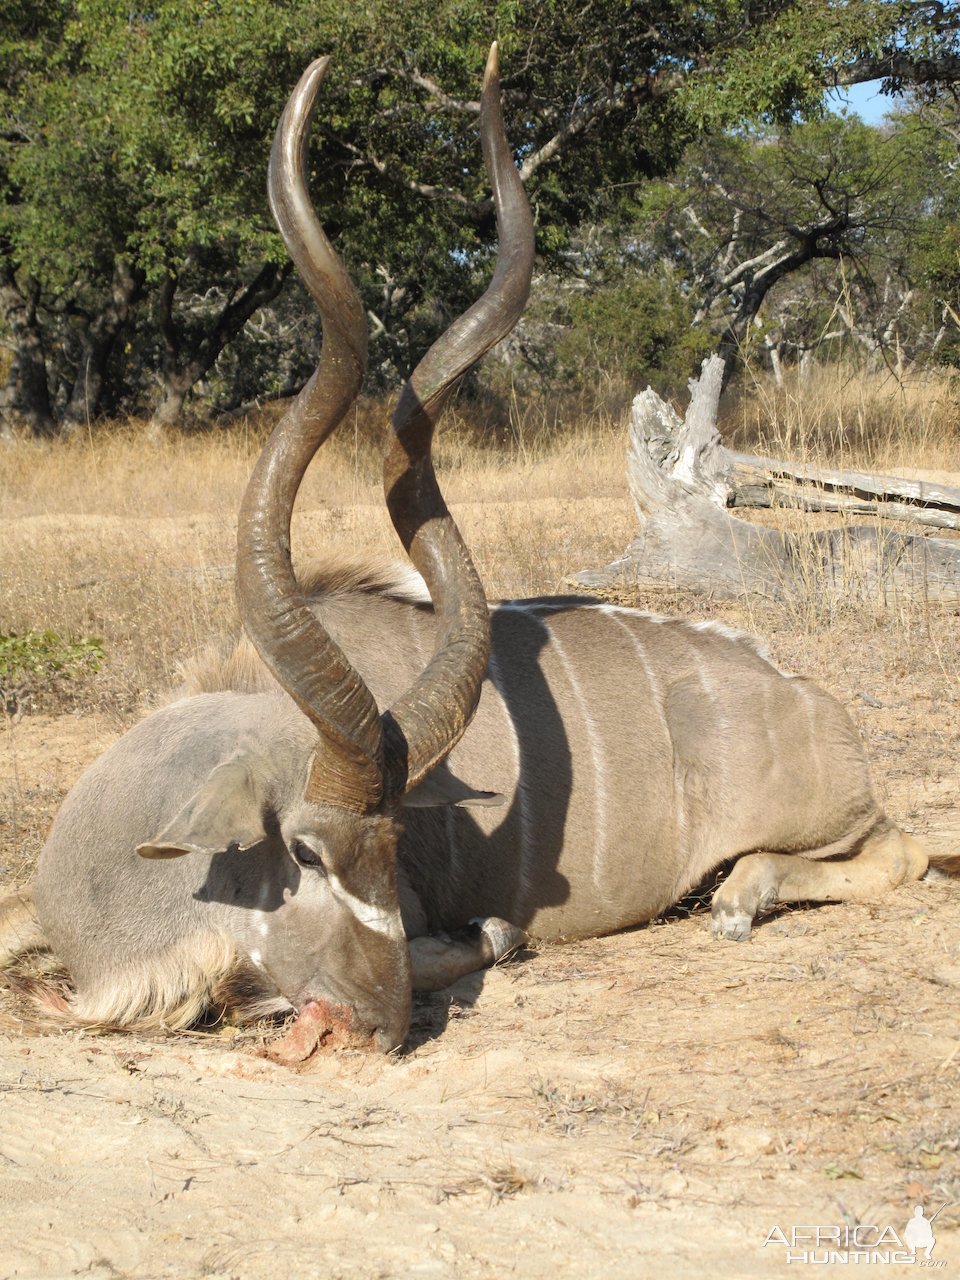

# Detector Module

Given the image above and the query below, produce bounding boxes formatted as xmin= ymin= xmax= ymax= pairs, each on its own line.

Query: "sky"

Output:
xmin=826 ymin=78 xmax=901 ymax=124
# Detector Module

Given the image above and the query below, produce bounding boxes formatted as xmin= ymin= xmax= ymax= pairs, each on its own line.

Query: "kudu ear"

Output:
xmin=137 ymin=757 xmax=268 ymax=859
xmin=402 ymin=764 xmax=505 ymax=810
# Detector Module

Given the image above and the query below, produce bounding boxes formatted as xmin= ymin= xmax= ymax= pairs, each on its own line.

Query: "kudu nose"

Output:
xmin=372 ymin=983 xmax=412 ymax=1054
xmin=374 ymin=1023 xmax=407 ymax=1055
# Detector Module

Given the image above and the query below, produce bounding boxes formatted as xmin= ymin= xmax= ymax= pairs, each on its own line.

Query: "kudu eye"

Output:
xmin=291 ymin=838 xmax=326 ymax=872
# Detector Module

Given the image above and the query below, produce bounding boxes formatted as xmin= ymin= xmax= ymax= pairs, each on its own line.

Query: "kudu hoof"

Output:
xmin=469 ymin=917 xmax=529 ymax=964
xmin=710 ymin=909 xmax=754 ymax=942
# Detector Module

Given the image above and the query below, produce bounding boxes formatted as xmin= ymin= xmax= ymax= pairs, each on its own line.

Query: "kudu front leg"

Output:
xmin=409 ymin=918 xmax=528 ymax=991
xmin=711 ymin=824 xmax=929 ymax=940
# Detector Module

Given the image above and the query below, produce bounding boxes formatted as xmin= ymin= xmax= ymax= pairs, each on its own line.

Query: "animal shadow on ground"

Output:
xmin=404 ymin=946 xmax=537 ymax=1051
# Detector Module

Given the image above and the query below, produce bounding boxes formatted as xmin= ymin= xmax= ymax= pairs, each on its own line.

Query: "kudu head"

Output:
xmin=135 ymin=45 xmax=533 ymax=1052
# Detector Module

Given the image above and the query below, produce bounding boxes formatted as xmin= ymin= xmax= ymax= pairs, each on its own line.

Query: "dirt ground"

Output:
xmin=1 ymin=497 xmax=959 ymax=1278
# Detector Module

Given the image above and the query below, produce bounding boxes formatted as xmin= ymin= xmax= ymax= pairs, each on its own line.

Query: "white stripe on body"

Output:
xmin=484 ymin=645 xmax=530 ymax=916
xmin=597 ymin=602 xmax=782 ymax=673
xmin=599 ymin=608 xmax=665 ymax=696
xmin=539 ymin=621 xmax=610 ymax=897
xmin=797 ymin=680 xmax=821 ymax=798
xmin=602 ymin=609 xmax=685 ymax=861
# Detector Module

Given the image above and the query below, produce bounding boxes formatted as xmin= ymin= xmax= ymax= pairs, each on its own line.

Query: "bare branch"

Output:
xmin=518 ymin=89 xmax=626 ymax=183
xmin=407 ymin=69 xmax=480 ymax=115
xmin=334 ymin=136 xmax=472 ymax=207
xmin=835 ymin=49 xmax=960 ymax=90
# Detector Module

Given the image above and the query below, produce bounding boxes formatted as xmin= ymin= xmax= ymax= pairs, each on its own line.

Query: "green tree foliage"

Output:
xmin=680 ymin=0 xmax=960 ymax=126
xmin=897 ymin=93 xmax=960 ymax=365
xmin=1 ymin=1 xmax=959 ymax=432
xmin=534 ymin=267 xmax=712 ymax=398
xmin=623 ymin=106 xmax=960 ymax=377
xmin=1 ymin=1 xmax=329 ymax=428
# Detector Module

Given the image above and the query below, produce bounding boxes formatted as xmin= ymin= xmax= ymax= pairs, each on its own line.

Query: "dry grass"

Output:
xmin=0 ymin=363 xmax=958 ymax=718
xmin=726 ymin=360 xmax=960 ymax=474
xmin=0 ymin=391 xmax=627 ymax=520
xmin=0 ymin=392 xmax=630 ymax=711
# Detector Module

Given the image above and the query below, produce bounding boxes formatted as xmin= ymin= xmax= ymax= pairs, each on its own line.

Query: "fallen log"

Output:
xmin=729 ymin=452 xmax=960 ymax=531
xmin=574 ymin=356 xmax=960 ymax=603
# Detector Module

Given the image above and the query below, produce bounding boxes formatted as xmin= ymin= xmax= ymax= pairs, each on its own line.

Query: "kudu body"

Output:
xmin=186 ymin=561 xmax=932 ymax=950
xmin=0 ymin=49 xmax=943 ymax=1053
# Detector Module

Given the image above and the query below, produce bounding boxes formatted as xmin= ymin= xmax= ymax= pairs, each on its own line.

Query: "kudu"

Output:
xmin=0 ymin=48 xmax=949 ymax=1055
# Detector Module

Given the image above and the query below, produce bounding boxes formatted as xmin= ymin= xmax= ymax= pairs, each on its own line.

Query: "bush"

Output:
xmin=0 ymin=630 xmax=104 ymax=715
xmin=547 ymin=270 xmax=714 ymax=400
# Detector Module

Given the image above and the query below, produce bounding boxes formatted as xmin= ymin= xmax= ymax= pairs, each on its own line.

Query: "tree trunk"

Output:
xmin=0 ymin=356 xmax=17 ymax=442
xmin=715 ymin=240 xmax=844 ymax=382
xmin=0 ymin=369 xmax=15 ymax=444
xmin=0 ymin=270 xmax=55 ymax=436
xmin=148 ymin=262 xmax=290 ymax=433
xmin=149 ymin=372 xmax=192 ymax=433
xmin=764 ymin=333 xmax=784 ymax=388
xmin=61 ymin=260 xmax=145 ymax=432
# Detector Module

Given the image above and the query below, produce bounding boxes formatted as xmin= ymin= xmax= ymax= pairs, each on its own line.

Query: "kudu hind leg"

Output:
xmin=711 ymin=825 xmax=929 ymax=941
xmin=409 ymin=918 xmax=528 ymax=992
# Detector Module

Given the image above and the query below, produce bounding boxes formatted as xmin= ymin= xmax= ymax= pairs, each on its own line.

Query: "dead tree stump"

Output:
xmin=575 ymin=356 xmax=960 ymax=603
